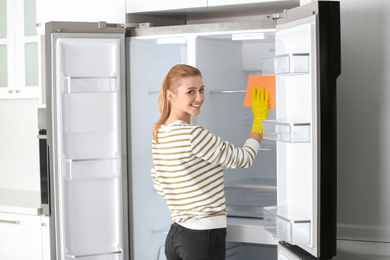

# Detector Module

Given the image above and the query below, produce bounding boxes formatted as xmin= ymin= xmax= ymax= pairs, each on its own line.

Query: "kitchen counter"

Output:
xmin=0 ymin=189 xmax=42 ymax=215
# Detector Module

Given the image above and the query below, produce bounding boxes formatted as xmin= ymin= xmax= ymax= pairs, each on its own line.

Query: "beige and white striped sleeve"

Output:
xmin=190 ymin=126 xmax=260 ymax=169
xmin=151 ymin=165 xmax=164 ymax=198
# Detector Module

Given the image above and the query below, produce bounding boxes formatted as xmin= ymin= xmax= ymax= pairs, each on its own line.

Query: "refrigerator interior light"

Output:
xmin=157 ymin=37 xmax=187 ymax=44
xmin=232 ymin=32 xmax=265 ymax=41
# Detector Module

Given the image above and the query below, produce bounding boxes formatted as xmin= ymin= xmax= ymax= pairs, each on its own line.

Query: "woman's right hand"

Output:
xmin=251 ymin=86 xmax=269 ymax=136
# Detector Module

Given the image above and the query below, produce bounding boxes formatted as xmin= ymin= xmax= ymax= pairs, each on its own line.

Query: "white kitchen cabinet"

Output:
xmin=36 ymin=0 xmax=125 ymax=32
xmin=208 ymin=0 xmax=298 ymax=7
xmin=0 ymin=212 xmax=48 ymax=260
xmin=0 ymin=0 xmax=39 ymax=99
xmin=126 ymin=0 xmax=207 ymax=13
xmin=126 ymin=0 xmax=299 ymax=14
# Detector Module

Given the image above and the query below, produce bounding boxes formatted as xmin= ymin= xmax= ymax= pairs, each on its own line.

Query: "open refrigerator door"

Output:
xmin=46 ymin=22 xmax=128 ymax=260
xmin=262 ymin=2 xmax=340 ymax=259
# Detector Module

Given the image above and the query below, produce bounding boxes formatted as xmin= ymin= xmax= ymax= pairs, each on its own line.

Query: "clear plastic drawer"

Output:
xmin=263 ymin=120 xmax=310 ymax=143
xmin=263 ymin=206 xmax=311 ymax=245
xmin=63 ymin=158 xmax=121 ymax=181
xmin=262 ymin=53 xmax=310 ymax=75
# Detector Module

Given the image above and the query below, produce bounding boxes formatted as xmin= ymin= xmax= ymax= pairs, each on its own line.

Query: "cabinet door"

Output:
xmin=0 ymin=213 xmax=43 ymax=259
xmin=0 ymin=0 xmax=16 ymax=98
xmin=208 ymin=0 xmax=299 ymax=8
xmin=0 ymin=0 xmax=39 ymax=99
xmin=36 ymin=0 xmax=125 ymax=29
xmin=41 ymin=216 xmax=51 ymax=260
xmin=126 ymin=0 xmax=207 ymax=13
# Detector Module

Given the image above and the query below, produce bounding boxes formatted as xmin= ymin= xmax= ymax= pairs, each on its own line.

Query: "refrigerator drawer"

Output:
xmin=225 ymin=177 xmax=277 ymax=218
xmin=263 ymin=206 xmax=311 ymax=245
xmin=263 ymin=120 xmax=310 ymax=143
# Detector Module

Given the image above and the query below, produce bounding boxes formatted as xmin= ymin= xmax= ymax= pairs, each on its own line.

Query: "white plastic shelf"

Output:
xmin=63 ymin=157 xmax=121 ymax=181
xmin=263 ymin=206 xmax=311 ymax=245
xmin=61 ymin=76 xmax=119 ymax=93
xmin=262 ymin=53 xmax=310 ymax=75
xmin=263 ymin=120 xmax=310 ymax=143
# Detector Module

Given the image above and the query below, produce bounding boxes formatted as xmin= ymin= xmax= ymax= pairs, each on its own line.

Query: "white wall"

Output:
xmin=335 ymin=0 xmax=390 ymax=258
xmin=0 ymin=99 xmax=40 ymax=191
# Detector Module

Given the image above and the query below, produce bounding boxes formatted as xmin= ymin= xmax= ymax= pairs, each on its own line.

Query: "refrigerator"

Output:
xmin=45 ymin=1 xmax=340 ymax=260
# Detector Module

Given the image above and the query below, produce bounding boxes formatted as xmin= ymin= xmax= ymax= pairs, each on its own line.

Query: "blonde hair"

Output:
xmin=153 ymin=64 xmax=202 ymax=143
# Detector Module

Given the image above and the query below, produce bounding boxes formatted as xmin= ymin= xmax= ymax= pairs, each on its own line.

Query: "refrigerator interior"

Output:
xmin=195 ymin=32 xmax=278 ymax=219
xmin=128 ymin=37 xmax=188 ymax=260
xmin=128 ymin=26 xmax=284 ymax=260
xmin=53 ymin=36 xmax=126 ymax=260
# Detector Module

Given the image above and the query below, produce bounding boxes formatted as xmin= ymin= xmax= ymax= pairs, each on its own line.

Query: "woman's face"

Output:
xmin=169 ymin=75 xmax=205 ymax=120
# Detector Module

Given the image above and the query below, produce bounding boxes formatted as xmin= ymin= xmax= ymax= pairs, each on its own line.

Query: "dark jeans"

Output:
xmin=165 ymin=222 xmax=227 ymax=260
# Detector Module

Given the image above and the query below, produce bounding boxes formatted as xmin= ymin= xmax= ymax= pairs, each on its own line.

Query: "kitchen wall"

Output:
xmin=334 ymin=0 xmax=390 ymax=258
xmin=0 ymin=99 xmax=40 ymax=191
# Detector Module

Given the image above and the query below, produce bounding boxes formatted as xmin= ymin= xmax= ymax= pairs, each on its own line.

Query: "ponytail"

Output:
xmin=153 ymin=64 xmax=202 ymax=143
xmin=152 ymin=76 xmax=171 ymax=142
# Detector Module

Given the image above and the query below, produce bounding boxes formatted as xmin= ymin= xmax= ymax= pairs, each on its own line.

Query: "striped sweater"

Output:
xmin=151 ymin=120 xmax=260 ymax=230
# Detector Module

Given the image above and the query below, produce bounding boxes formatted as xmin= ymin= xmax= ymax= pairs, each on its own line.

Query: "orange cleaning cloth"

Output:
xmin=243 ymin=76 xmax=276 ymax=109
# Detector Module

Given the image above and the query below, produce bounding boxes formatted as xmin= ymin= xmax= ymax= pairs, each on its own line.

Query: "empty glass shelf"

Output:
xmin=262 ymin=53 xmax=310 ymax=75
xmin=263 ymin=205 xmax=311 ymax=245
xmin=209 ymin=89 xmax=246 ymax=94
xmin=263 ymin=120 xmax=310 ymax=143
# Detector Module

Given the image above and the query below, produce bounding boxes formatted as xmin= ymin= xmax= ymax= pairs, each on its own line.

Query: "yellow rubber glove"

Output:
xmin=251 ymin=86 xmax=269 ymax=136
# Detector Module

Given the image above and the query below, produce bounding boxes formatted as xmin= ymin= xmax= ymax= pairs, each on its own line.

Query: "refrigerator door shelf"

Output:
xmin=61 ymin=76 xmax=119 ymax=93
xmin=65 ymin=250 xmax=122 ymax=260
xmin=263 ymin=206 xmax=311 ymax=245
xmin=63 ymin=157 xmax=121 ymax=181
xmin=57 ymin=38 xmax=120 ymax=78
xmin=227 ymin=217 xmax=278 ymax=245
xmin=262 ymin=53 xmax=310 ymax=76
xmin=263 ymin=120 xmax=310 ymax=143
xmin=63 ymin=177 xmax=123 ymax=258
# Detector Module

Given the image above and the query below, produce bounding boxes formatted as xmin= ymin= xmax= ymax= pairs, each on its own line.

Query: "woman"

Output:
xmin=151 ymin=64 xmax=269 ymax=260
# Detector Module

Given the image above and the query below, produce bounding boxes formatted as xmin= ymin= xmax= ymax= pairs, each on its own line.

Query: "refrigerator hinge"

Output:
xmin=118 ymin=22 xmax=155 ymax=29
xmin=268 ymin=13 xmax=284 ymax=20
xmin=283 ymin=9 xmax=288 ymax=19
xmin=97 ymin=21 xmax=146 ymax=29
